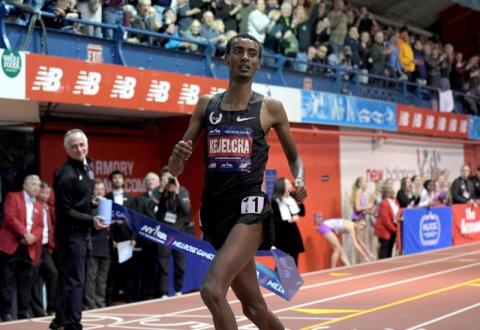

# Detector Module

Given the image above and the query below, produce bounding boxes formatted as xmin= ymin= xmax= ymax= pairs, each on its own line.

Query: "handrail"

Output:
xmin=0 ymin=0 xmax=479 ymax=114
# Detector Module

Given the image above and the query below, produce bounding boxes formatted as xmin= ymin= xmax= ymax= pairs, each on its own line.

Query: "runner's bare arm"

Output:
xmin=168 ymin=95 xmax=211 ymax=176
xmin=266 ymin=98 xmax=306 ymax=201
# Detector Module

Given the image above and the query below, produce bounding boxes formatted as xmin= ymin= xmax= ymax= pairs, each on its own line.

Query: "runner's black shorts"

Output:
xmin=200 ymin=192 xmax=274 ymax=250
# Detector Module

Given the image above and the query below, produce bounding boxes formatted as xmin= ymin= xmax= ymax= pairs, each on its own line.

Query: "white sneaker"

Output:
xmin=160 ymin=295 xmax=168 ymax=299
xmin=175 ymin=292 xmax=182 ymax=296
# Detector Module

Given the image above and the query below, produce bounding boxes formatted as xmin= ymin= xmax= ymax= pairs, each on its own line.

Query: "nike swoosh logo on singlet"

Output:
xmin=236 ymin=116 xmax=256 ymax=122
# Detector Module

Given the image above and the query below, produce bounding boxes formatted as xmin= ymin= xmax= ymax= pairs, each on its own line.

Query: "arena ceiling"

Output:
xmin=349 ymin=0 xmax=455 ymax=29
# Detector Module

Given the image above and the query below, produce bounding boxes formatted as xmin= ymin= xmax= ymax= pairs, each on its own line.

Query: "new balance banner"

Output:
xmin=112 ymin=203 xmax=304 ymax=300
xmin=402 ymin=207 xmax=453 ymax=255
xmin=397 ymin=104 xmax=468 ymax=139
xmin=301 ymin=90 xmax=397 ymax=131
xmin=452 ymin=204 xmax=480 ymax=245
xmin=26 ymin=53 xmax=228 ymax=113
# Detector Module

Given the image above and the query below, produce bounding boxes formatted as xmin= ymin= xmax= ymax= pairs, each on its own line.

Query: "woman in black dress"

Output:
xmin=271 ymin=177 xmax=305 ymax=266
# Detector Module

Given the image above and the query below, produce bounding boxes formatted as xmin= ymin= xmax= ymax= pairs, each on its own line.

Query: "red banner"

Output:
xmin=452 ymin=204 xmax=480 ymax=245
xmin=397 ymin=104 xmax=468 ymax=139
xmin=26 ymin=53 xmax=228 ymax=114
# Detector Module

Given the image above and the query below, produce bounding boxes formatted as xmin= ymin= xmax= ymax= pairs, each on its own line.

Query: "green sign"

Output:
xmin=2 ymin=50 xmax=22 ymax=78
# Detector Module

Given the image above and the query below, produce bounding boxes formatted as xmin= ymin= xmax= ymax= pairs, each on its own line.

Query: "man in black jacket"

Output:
xmin=134 ymin=172 xmax=161 ymax=299
xmin=451 ymin=164 xmax=476 ymax=205
xmin=156 ymin=173 xmax=192 ymax=297
xmin=49 ymin=129 xmax=108 ymax=330
xmin=105 ymin=170 xmax=136 ymax=304
xmin=471 ymin=165 xmax=480 ymax=200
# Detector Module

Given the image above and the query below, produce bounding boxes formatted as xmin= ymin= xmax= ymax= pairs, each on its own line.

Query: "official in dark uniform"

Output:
xmin=471 ymin=165 xmax=480 ymax=200
xmin=105 ymin=170 xmax=136 ymax=304
xmin=451 ymin=164 xmax=476 ymax=205
xmin=168 ymin=34 xmax=307 ymax=328
xmin=49 ymin=129 xmax=108 ymax=330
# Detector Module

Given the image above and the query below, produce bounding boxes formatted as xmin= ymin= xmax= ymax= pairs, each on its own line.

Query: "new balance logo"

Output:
xmin=32 ymin=66 xmax=63 ymax=92
xmin=178 ymin=83 xmax=200 ymax=105
xmin=207 ymin=87 xmax=226 ymax=97
xmin=73 ymin=71 xmax=102 ymax=96
xmin=146 ymin=80 xmax=170 ymax=103
xmin=110 ymin=75 xmax=137 ymax=99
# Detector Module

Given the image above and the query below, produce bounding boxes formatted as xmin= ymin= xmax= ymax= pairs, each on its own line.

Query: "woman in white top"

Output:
xmin=316 ymin=216 xmax=375 ymax=268
xmin=418 ymin=179 xmax=436 ymax=207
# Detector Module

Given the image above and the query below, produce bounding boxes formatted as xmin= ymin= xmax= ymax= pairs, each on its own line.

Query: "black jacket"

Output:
xmin=53 ymin=157 xmax=95 ymax=242
xmin=106 ymin=191 xmax=136 ymax=242
xmin=90 ymin=207 xmax=111 ymax=258
xmin=471 ymin=175 xmax=480 ymax=200
xmin=156 ymin=186 xmax=192 ymax=231
xmin=451 ymin=177 xmax=476 ymax=204
xmin=135 ymin=190 xmax=161 ymax=220
xmin=396 ymin=190 xmax=419 ymax=208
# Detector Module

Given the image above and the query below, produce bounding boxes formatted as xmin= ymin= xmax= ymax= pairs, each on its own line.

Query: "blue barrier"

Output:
xmin=402 ymin=207 xmax=453 ymax=255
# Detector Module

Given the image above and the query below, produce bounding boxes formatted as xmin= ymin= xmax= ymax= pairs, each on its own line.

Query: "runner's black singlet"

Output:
xmin=200 ymin=91 xmax=273 ymax=249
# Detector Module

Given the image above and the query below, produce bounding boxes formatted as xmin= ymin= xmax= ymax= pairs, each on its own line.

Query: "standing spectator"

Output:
xmin=358 ymin=31 xmax=370 ymax=83
xmin=397 ymin=26 xmax=415 ymax=80
xmin=214 ymin=0 xmax=241 ymax=33
xmin=200 ymin=11 xmax=225 ymax=44
xmin=396 ymin=177 xmax=418 ymax=208
xmin=440 ymin=44 xmax=453 ymax=90
xmin=105 ymin=170 xmax=136 ymax=304
xmin=425 ymin=46 xmax=444 ymax=88
xmin=247 ymin=0 xmax=275 ymax=44
xmin=237 ymin=0 xmax=255 ymax=34
xmin=84 ymin=180 xmax=111 ymax=310
xmin=451 ymin=164 xmax=476 ymax=205
xmin=369 ymin=31 xmax=389 ymax=84
xmin=327 ymin=0 xmax=348 ymax=53
xmin=135 ymin=172 xmax=161 ymax=299
xmin=374 ymin=186 xmax=398 ymax=259
xmin=189 ymin=0 xmax=213 ymax=20
xmin=0 ymin=175 xmax=43 ymax=321
xmin=155 ymin=173 xmax=191 ymax=297
xmin=418 ymin=179 xmax=436 ymax=207
xmin=450 ymin=52 xmax=467 ymax=91
xmin=176 ymin=0 xmax=200 ymax=32
xmin=411 ymin=175 xmax=424 ymax=201
xmin=128 ymin=0 xmax=161 ymax=45
xmin=385 ymin=32 xmax=401 ymax=81
xmin=435 ymin=174 xmax=452 ymax=206
xmin=180 ymin=18 xmax=207 ymax=53
xmin=412 ymin=39 xmax=427 ymax=85
xmin=355 ymin=6 xmax=377 ymax=35
xmin=76 ymin=0 xmax=102 ymax=37
xmin=344 ymin=26 xmax=360 ymax=68
xmin=471 ymin=165 xmax=480 ymax=200
xmin=293 ymin=1 xmax=319 ymax=72
xmin=271 ymin=178 xmax=304 ymax=266
xmin=311 ymin=17 xmax=330 ymax=48
xmin=30 ymin=182 xmax=58 ymax=317
xmin=102 ymin=0 xmax=126 ymax=39
xmin=48 ymin=129 xmax=108 ymax=330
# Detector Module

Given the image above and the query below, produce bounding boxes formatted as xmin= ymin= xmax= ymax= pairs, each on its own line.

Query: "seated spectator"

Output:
xmin=200 ymin=11 xmax=225 ymax=44
xmin=4 ymin=0 xmax=28 ymax=25
xmin=176 ymin=0 xmax=201 ymax=32
xmin=180 ymin=19 xmax=206 ymax=53
xmin=151 ymin=0 xmax=172 ymax=26
xmin=355 ymin=6 xmax=377 ymax=35
xmin=76 ymin=0 xmax=102 ymax=37
xmin=418 ymin=179 xmax=436 ymax=207
xmin=161 ymin=22 xmax=193 ymax=50
xmin=462 ymin=80 xmax=479 ymax=116
xmin=451 ymin=164 xmax=476 ymax=204
xmin=127 ymin=0 xmax=160 ymax=45
xmin=102 ymin=0 xmax=126 ymax=39
xmin=42 ymin=0 xmax=81 ymax=31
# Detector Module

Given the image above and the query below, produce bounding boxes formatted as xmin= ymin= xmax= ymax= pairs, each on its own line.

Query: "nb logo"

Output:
xmin=73 ymin=71 xmax=102 ymax=96
xmin=110 ymin=75 xmax=137 ymax=99
xmin=178 ymin=83 xmax=200 ymax=105
xmin=32 ymin=66 xmax=63 ymax=92
xmin=146 ymin=80 xmax=170 ymax=103
xmin=207 ymin=87 xmax=226 ymax=97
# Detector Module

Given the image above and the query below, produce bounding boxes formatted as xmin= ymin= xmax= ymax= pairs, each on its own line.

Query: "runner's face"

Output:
xmin=225 ymin=38 xmax=261 ymax=80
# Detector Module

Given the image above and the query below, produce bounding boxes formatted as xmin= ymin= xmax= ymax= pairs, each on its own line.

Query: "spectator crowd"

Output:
xmin=4 ymin=0 xmax=480 ymax=113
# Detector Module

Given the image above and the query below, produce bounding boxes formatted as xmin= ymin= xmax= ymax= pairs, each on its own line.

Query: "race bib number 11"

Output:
xmin=241 ymin=196 xmax=265 ymax=215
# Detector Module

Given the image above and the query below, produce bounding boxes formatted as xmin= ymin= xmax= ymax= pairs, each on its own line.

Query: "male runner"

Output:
xmin=169 ymin=33 xmax=306 ymax=329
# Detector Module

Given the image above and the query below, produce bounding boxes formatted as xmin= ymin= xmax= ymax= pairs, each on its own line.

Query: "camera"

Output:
xmin=167 ymin=177 xmax=177 ymax=185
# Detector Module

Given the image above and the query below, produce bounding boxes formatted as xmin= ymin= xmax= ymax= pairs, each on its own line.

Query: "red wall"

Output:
xmin=465 ymin=144 xmax=480 ymax=169
xmin=440 ymin=5 xmax=480 ymax=57
xmin=39 ymin=119 xmax=341 ymax=273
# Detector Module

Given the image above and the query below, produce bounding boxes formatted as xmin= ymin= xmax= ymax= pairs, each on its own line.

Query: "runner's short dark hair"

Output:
xmin=226 ymin=33 xmax=262 ymax=59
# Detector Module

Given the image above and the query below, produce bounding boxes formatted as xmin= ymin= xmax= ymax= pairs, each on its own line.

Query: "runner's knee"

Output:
xmin=242 ymin=300 xmax=268 ymax=321
xmin=200 ymin=281 xmax=224 ymax=307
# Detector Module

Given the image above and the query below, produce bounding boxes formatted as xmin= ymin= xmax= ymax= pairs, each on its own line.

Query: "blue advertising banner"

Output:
xmin=301 ymin=90 xmax=397 ymax=131
xmin=402 ymin=207 xmax=453 ymax=255
xmin=265 ymin=168 xmax=277 ymax=199
xmin=468 ymin=115 xmax=480 ymax=140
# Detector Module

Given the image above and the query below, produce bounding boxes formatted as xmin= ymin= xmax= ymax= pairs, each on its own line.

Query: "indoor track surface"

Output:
xmin=1 ymin=242 xmax=480 ymax=330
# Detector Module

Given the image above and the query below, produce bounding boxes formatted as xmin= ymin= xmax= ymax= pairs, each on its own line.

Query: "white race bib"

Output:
xmin=164 ymin=212 xmax=177 ymax=224
xmin=241 ymin=196 xmax=265 ymax=215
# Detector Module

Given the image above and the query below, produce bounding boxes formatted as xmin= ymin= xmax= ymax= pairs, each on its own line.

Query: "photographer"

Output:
xmin=155 ymin=173 xmax=192 ymax=297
